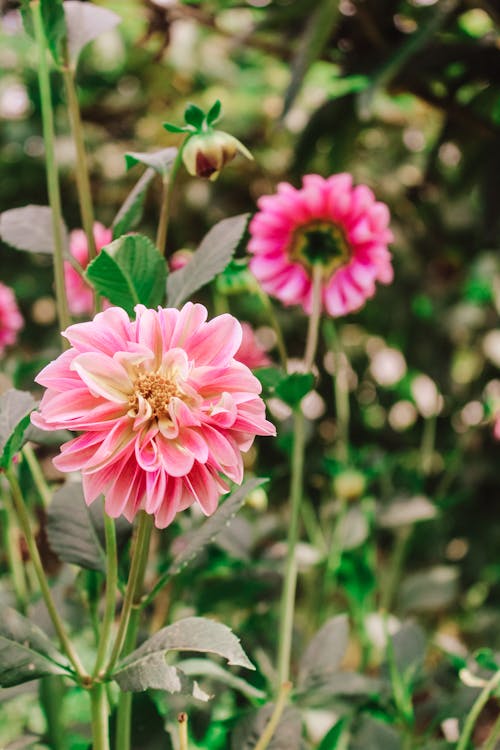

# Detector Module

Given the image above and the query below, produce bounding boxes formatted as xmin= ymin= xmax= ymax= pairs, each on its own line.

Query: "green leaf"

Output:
xmin=112 ymin=167 xmax=155 ymax=240
xmin=184 ymin=103 xmax=205 ymax=129
xmin=231 ymin=705 xmax=302 ymax=750
xmin=168 ymin=478 xmax=267 ymax=577
xmin=163 ymin=122 xmax=191 ymax=134
xmin=398 ymin=566 xmax=459 ymax=613
xmin=86 ymin=234 xmax=167 ymax=315
xmin=40 ymin=0 xmax=66 ymax=66
xmin=166 ymin=213 xmax=249 ymax=307
xmin=275 ymin=372 xmax=314 ymax=407
xmin=19 ymin=0 xmax=34 ymax=38
xmin=125 ymin=147 xmax=178 ymax=177
xmin=206 ymin=99 xmax=222 ymax=126
xmin=177 ymin=658 xmax=266 ymax=701
xmin=0 ymin=390 xmax=37 ymax=470
xmin=64 ymin=1 xmax=121 ymax=66
xmin=317 ymin=717 xmax=349 ymax=750
xmin=0 ymin=205 xmax=69 ymax=256
xmin=351 ymin=717 xmax=401 ymax=750
xmin=113 ymin=617 xmax=254 ymax=694
xmin=254 ymin=367 xmax=284 ymax=392
xmin=297 ymin=614 xmax=349 ymax=692
xmin=0 ymin=608 xmax=71 ymax=687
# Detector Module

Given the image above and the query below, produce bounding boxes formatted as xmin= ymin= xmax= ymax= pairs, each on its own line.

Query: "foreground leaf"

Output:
xmin=166 ymin=214 xmax=249 ymax=307
xmin=112 ymin=167 xmax=155 ymax=240
xmin=231 ymin=704 xmax=302 ymax=750
xmin=64 ymin=1 xmax=121 ymax=66
xmin=0 ymin=206 xmax=68 ymax=256
xmin=114 ymin=651 xmax=209 ymax=700
xmin=125 ymin=147 xmax=178 ymax=177
xmin=297 ymin=614 xmax=349 ymax=691
xmin=0 ymin=608 xmax=71 ymax=687
xmin=86 ymin=234 xmax=167 ymax=315
xmin=0 ymin=389 xmax=36 ymax=470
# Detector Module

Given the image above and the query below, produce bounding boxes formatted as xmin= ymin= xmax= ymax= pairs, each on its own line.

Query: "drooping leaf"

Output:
xmin=168 ymin=478 xmax=266 ymax=577
xmin=178 ymin=658 xmax=266 ymax=701
xmin=114 ymin=651 xmax=209 ymax=699
xmin=47 ymin=482 xmax=131 ymax=572
xmin=112 ymin=167 xmax=155 ymax=240
xmin=231 ymin=704 xmax=303 ymax=750
xmin=125 ymin=147 xmax=178 ymax=177
xmin=64 ymin=1 xmax=121 ymax=66
xmin=114 ymin=617 xmax=254 ymax=693
xmin=0 ymin=206 xmax=68 ymax=256
xmin=297 ymin=614 xmax=349 ymax=691
xmin=166 ymin=214 xmax=249 ymax=307
xmin=85 ymin=234 xmax=167 ymax=315
xmin=275 ymin=373 xmax=314 ymax=407
xmin=0 ymin=390 xmax=37 ymax=470
xmin=40 ymin=0 xmax=66 ymax=65
xmin=0 ymin=608 xmax=71 ymax=687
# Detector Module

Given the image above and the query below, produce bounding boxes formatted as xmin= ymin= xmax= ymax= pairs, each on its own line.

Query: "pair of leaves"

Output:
xmin=113 ymin=617 xmax=253 ymax=700
xmin=0 ymin=389 xmax=36 ymax=470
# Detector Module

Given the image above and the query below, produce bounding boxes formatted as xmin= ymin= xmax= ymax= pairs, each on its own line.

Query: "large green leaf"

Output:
xmin=64 ymin=1 xmax=121 ymax=66
xmin=113 ymin=617 xmax=254 ymax=693
xmin=0 ymin=608 xmax=71 ymax=687
xmin=85 ymin=234 xmax=167 ymax=315
xmin=112 ymin=167 xmax=155 ymax=240
xmin=125 ymin=148 xmax=178 ymax=177
xmin=0 ymin=205 xmax=68 ymax=256
xmin=275 ymin=373 xmax=314 ymax=407
xmin=0 ymin=390 xmax=37 ymax=470
xmin=166 ymin=214 xmax=249 ymax=307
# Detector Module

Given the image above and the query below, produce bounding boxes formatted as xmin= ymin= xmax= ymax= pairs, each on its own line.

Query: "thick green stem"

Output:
xmin=39 ymin=675 xmax=65 ymax=750
xmin=90 ymin=683 xmax=110 ymax=750
xmin=0 ymin=487 xmax=28 ymax=611
xmin=6 ymin=469 xmax=87 ymax=681
xmin=254 ymin=682 xmax=292 ymax=750
xmin=156 ymin=148 xmax=184 ymax=255
xmin=22 ymin=444 xmax=52 ymax=508
xmin=114 ymin=608 xmax=141 ymax=750
xmin=93 ymin=515 xmax=118 ymax=678
xmin=31 ymin=1 xmax=71 ymax=339
xmin=61 ymin=66 xmax=97 ymax=262
xmin=457 ymin=670 xmax=500 ymax=750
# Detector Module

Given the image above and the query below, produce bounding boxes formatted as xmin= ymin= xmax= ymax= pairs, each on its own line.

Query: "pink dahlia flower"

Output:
xmin=236 ymin=323 xmax=271 ymax=369
xmin=248 ymin=174 xmax=394 ymax=317
xmin=32 ymin=303 xmax=276 ymax=527
xmin=64 ymin=222 xmax=113 ymax=316
xmin=494 ymin=413 xmax=500 ymax=441
xmin=0 ymin=281 xmax=23 ymax=355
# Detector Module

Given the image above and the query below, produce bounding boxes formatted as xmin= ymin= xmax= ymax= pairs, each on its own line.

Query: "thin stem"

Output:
xmin=254 ymin=682 xmax=292 ymax=750
xmin=254 ymin=285 xmax=288 ymax=370
xmin=0 ymin=487 xmax=28 ymax=611
xmin=106 ymin=511 xmax=153 ymax=675
xmin=380 ymin=525 xmax=412 ymax=612
xmin=484 ymin=708 xmax=500 ymax=750
xmin=457 ymin=670 xmax=500 ymax=750
xmin=420 ymin=414 xmax=437 ymax=476
xmin=31 ymin=1 xmax=71 ymax=339
xmin=114 ymin=608 xmax=140 ymax=750
xmin=323 ymin=319 xmax=350 ymax=463
xmin=304 ymin=264 xmax=323 ymax=371
xmin=156 ymin=148 xmax=184 ymax=255
xmin=39 ymin=675 xmax=65 ymax=750
xmin=6 ymin=468 xmax=87 ymax=680
xmin=178 ymin=712 xmax=189 ymax=750
xmin=22 ymin=444 xmax=52 ymax=508
xmin=93 ymin=515 xmax=118 ymax=678
xmin=90 ymin=683 xmax=110 ymax=750
xmin=61 ymin=66 xmax=97 ymax=262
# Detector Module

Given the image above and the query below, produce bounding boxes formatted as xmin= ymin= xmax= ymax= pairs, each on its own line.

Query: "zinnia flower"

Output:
xmin=248 ymin=174 xmax=393 ymax=317
xmin=236 ymin=323 xmax=271 ymax=369
xmin=0 ymin=281 xmax=23 ymax=355
xmin=64 ymin=222 xmax=112 ymax=316
xmin=32 ymin=303 xmax=275 ymax=527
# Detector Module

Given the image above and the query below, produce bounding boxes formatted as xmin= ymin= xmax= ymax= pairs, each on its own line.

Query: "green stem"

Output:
xmin=0 ymin=487 xmax=28 ymax=611
xmin=39 ymin=675 xmax=65 ymax=750
xmin=31 ymin=1 xmax=71 ymax=339
xmin=6 ymin=468 xmax=87 ymax=681
xmin=323 ymin=319 xmax=349 ymax=463
xmin=420 ymin=414 xmax=437 ymax=476
xmin=457 ymin=670 xmax=500 ymax=750
xmin=255 ymin=286 xmax=288 ymax=370
xmin=380 ymin=525 xmax=412 ymax=612
xmin=106 ymin=511 xmax=153 ymax=675
xmin=90 ymin=683 xmax=110 ymax=750
xmin=254 ymin=682 xmax=292 ymax=750
xmin=114 ymin=608 xmax=141 ymax=750
xmin=61 ymin=66 xmax=97 ymax=262
xmin=22 ymin=444 xmax=52 ymax=508
xmin=93 ymin=515 xmax=118 ymax=678
xmin=156 ymin=148 xmax=184 ymax=255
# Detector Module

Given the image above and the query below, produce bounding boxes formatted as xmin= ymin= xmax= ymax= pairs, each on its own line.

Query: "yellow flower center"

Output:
xmin=129 ymin=372 xmax=182 ymax=419
xmin=289 ymin=221 xmax=351 ymax=277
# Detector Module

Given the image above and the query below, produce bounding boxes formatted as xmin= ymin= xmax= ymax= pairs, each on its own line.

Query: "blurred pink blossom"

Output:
xmin=248 ymin=173 xmax=393 ymax=317
xmin=64 ymin=223 xmax=112 ymax=316
xmin=32 ymin=303 xmax=275 ymax=527
xmin=236 ymin=323 xmax=271 ymax=369
xmin=0 ymin=281 xmax=23 ymax=355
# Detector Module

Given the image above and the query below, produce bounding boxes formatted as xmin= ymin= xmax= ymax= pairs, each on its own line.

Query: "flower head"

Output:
xmin=0 ymin=282 xmax=23 ymax=355
xmin=248 ymin=174 xmax=393 ymax=317
xmin=236 ymin=323 xmax=271 ymax=369
xmin=32 ymin=303 xmax=275 ymax=528
xmin=64 ymin=223 xmax=113 ymax=316
xmin=182 ymin=130 xmax=253 ymax=181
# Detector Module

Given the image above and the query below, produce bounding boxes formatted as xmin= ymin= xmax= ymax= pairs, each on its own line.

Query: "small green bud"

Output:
xmin=182 ymin=130 xmax=253 ymax=181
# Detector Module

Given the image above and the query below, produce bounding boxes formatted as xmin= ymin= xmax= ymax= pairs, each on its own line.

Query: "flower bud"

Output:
xmin=333 ymin=469 xmax=366 ymax=502
xmin=182 ymin=130 xmax=253 ymax=181
xmin=169 ymin=248 xmax=193 ymax=272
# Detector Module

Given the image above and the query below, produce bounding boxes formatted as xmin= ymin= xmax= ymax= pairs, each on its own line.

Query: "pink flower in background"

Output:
xmin=248 ymin=174 xmax=393 ymax=317
xmin=494 ymin=413 xmax=500 ymax=441
xmin=0 ymin=281 xmax=23 ymax=355
xmin=32 ymin=303 xmax=275 ymax=528
xmin=64 ymin=222 xmax=112 ymax=316
xmin=236 ymin=323 xmax=271 ymax=369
